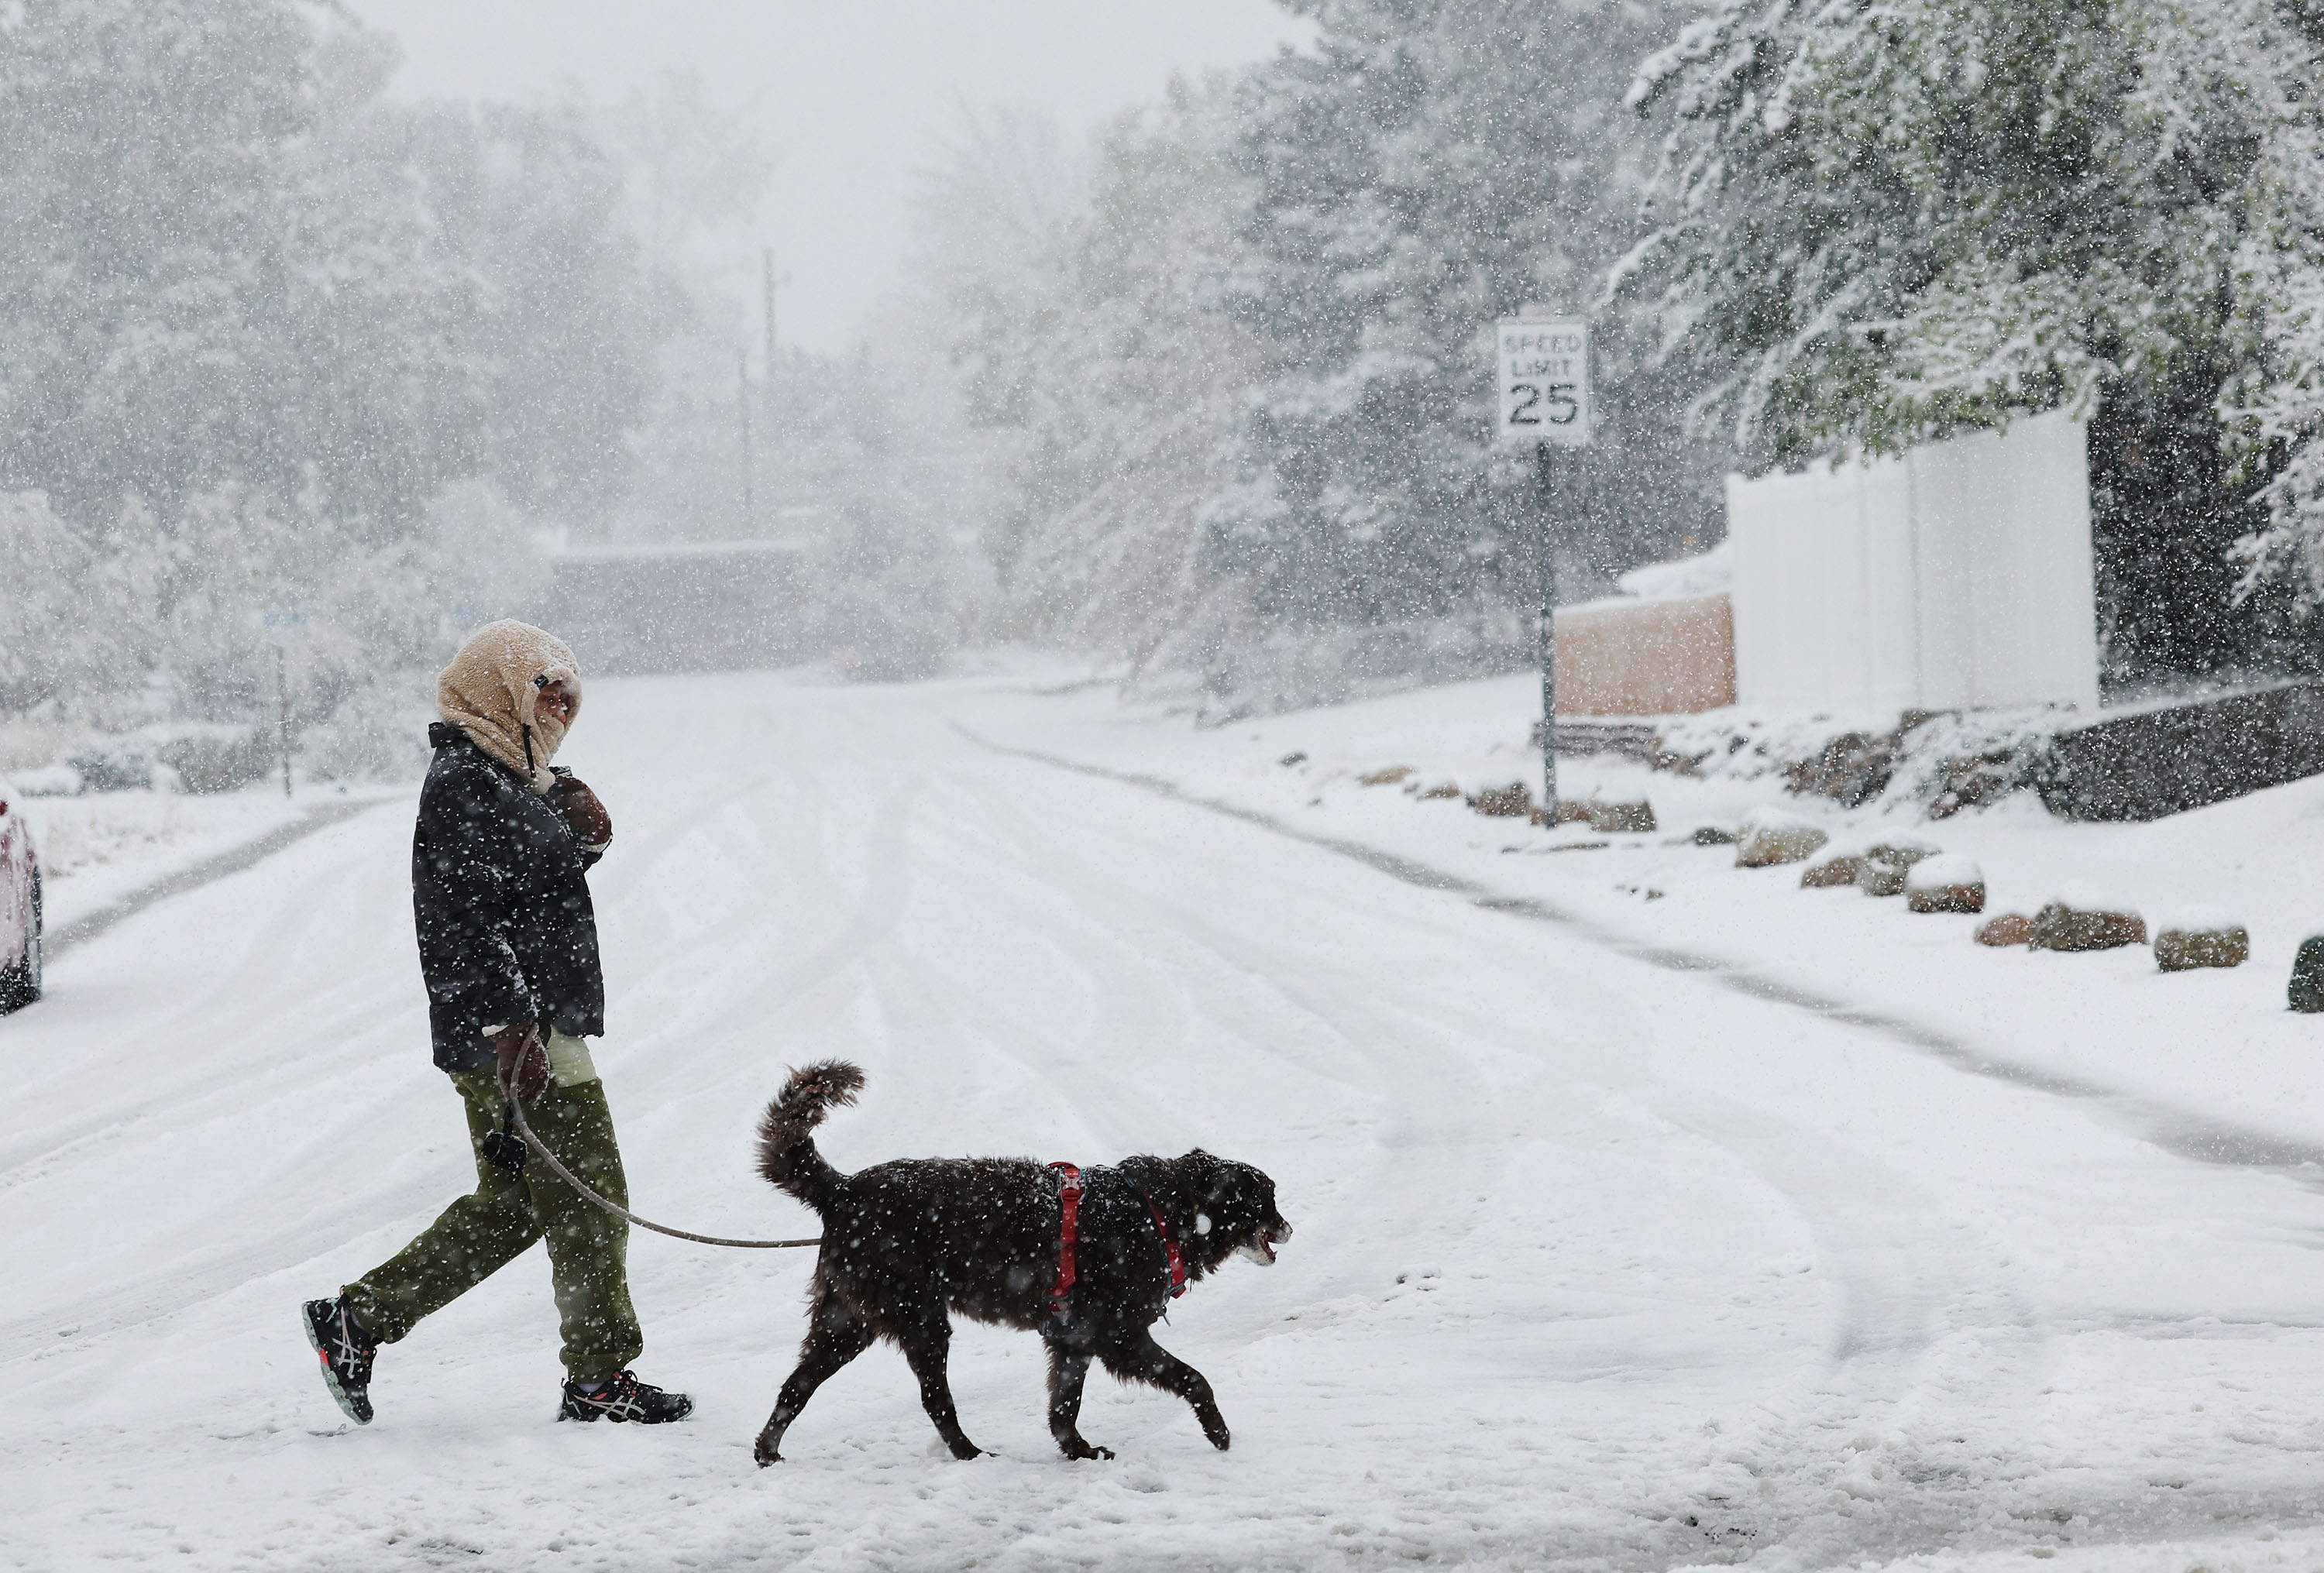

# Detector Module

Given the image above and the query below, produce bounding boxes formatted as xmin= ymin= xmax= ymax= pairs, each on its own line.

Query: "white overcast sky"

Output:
xmin=343 ymin=1 xmax=1312 ymax=353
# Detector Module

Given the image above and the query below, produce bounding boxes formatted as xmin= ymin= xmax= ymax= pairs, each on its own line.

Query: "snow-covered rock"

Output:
xmin=2030 ymin=895 xmax=2147 ymax=953
xmin=2291 ymin=935 xmax=2324 ymax=1011
xmin=1583 ymin=797 xmax=1655 ymax=833
xmin=1734 ymin=806 xmax=1828 ymax=867
xmin=1469 ymin=781 xmax=1532 ymax=818
xmin=1975 ymin=912 xmax=2035 ymax=946
xmin=1799 ymin=835 xmax=1869 ymax=888
xmin=2152 ymin=911 xmax=2249 ymax=971
xmin=1859 ymin=836 xmax=1941 ymax=896
xmin=1906 ymin=853 xmax=1986 ymax=914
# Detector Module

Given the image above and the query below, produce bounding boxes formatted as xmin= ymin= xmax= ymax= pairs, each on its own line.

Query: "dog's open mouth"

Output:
xmin=1239 ymin=1224 xmax=1290 ymax=1266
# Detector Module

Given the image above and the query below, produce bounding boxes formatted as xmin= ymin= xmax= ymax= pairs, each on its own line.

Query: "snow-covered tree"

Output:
xmin=937 ymin=84 xmax=1263 ymax=671
xmin=0 ymin=1 xmax=662 ymax=718
xmin=1212 ymin=0 xmax=1722 ymax=658
xmin=1625 ymin=0 xmax=2324 ymax=678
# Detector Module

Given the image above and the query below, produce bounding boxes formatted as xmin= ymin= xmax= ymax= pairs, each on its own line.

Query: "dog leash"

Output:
xmin=491 ymin=1072 xmax=821 ymax=1251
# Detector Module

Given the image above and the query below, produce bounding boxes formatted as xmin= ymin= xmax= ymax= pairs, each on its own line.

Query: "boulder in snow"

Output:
xmin=1360 ymin=765 xmax=1414 ymax=787
xmin=1905 ymin=853 xmax=1985 ymax=914
xmin=1734 ymin=808 xmax=1829 ymax=869
xmin=1858 ymin=836 xmax=1941 ymax=897
xmin=1799 ymin=837 xmax=1868 ymax=888
xmin=2029 ymin=897 xmax=2147 ymax=953
xmin=2291 ymin=936 xmax=2324 ymax=1011
xmin=1975 ymin=913 xmax=2034 ymax=946
xmin=2152 ymin=912 xmax=2249 ymax=972
xmin=1584 ymin=798 xmax=1656 ymax=834
xmin=1470 ymin=781 xmax=1532 ymax=819
xmin=1418 ymin=781 xmax=1461 ymax=801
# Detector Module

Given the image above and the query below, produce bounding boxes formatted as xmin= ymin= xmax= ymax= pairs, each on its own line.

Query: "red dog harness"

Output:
xmin=1047 ymin=1163 xmax=1083 ymax=1312
xmin=1139 ymin=1189 xmax=1188 ymax=1300
xmin=1047 ymin=1163 xmax=1188 ymax=1313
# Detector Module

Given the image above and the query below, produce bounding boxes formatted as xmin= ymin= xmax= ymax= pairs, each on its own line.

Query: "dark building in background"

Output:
xmin=535 ymin=540 xmax=813 ymax=675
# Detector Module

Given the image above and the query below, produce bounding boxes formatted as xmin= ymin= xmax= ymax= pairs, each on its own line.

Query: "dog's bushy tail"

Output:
xmin=756 ymin=1060 xmax=865 ymax=1214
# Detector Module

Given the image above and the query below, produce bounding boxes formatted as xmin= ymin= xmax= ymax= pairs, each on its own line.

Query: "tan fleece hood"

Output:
xmin=437 ymin=620 xmax=583 ymax=793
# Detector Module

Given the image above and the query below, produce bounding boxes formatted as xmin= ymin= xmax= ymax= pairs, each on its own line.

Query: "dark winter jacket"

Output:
xmin=414 ymin=723 xmax=604 ymax=1071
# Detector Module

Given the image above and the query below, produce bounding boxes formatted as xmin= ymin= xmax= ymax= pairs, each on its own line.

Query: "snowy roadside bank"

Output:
xmin=15 ymin=784 xmax=407 ymax=938
xmin=955 ymin=666 xmax=2324 ymax=1573
xmin=961 ymin=670 xmax=2324 ymax=1166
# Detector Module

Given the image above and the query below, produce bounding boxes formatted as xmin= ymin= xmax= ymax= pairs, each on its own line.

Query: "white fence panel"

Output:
xmin=1728 ymin=410 xmax=2099 ymax=714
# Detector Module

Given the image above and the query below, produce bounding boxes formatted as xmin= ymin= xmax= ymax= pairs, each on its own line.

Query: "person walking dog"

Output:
xmin=301 ymin=620 xmax=691 ymax=1427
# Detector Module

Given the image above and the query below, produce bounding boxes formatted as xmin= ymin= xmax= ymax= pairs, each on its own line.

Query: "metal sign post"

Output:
xmin=1494 ymin=311 xmax=1592 ymax=820
xmin=262 ymin=609 xmax=308 ymax=799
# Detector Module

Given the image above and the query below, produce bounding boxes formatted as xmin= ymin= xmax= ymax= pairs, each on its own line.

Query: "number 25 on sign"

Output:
xmin=1497 ymin=318 xmax=1591 ymax=447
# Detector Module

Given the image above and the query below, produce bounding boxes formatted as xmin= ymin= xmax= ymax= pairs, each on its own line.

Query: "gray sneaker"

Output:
xmin=558 ymin=1369 xmax=692 ymax=1424
xmin=301 ymin=1296 xmax=378 ymax=1425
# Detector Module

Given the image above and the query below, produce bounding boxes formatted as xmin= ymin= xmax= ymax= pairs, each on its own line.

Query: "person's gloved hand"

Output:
xmin=545 ymin=775 xmax=613 ymax=853
xmin=493 ymin=1022 xmax=550 ymax=1106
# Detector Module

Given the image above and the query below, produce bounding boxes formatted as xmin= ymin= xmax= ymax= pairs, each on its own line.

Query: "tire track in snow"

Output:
xmin=963 ymin=729 xmax=2324 ymax=1193
xmin=964 ymin=731 xmax=2281 ymax=1568
xmin=43 ymin=797 xmax=383 ymax=960
xmin=0 ymin=823 xmax=410 ymax=1181
xmin=0 ymin=759 xmax=803 ymax=1187
xmin=0 ymin=761 xmax=918 ymax=1364
xmin=940 ymin=770 xmax=1524 ymax=1328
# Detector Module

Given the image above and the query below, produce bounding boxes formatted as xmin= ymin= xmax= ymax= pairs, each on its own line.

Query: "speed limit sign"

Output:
xmin=1496 ymin=317 xmax=1590 ymax=446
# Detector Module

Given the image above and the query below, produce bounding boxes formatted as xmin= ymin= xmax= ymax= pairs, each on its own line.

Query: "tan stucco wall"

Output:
xmin=1553 ymin=591 xmax=1736 ymax=716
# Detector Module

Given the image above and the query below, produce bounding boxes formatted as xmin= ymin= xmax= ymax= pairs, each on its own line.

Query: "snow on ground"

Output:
xmin=14 ymin=785 xmax=334 ymax=932
xmin=10 ymin=665 xmax=2324 ymax=1571
xmin=976 ymin=668 xmax=2324 ymax=1167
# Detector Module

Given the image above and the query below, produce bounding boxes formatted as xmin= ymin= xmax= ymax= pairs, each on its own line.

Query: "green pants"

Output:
xmin=346 ymin=1059 xmax=643 ymax=1382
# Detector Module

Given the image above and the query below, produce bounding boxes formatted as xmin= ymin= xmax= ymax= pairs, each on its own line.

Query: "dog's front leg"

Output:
xmin=899 ymin=1309 xmax=982 ymax=1459
xmin=1098 ymin=1329 xmax=1230 ymax=1451
xmin=1044 ymin=1336 xmax=1113 ymax=1461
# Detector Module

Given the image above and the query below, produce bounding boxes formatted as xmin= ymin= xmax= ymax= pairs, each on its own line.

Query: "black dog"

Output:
xmin=751 ymin=1061 xmax=1291 ymax=1465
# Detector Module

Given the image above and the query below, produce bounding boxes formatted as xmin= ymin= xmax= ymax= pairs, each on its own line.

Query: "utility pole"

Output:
xmin=763 ymin=246 xmax=778 ymax=382
xmin=277 ymin=644 xmax=292 ymax=799
xmin=761 ymin=246 xmax=781 ymax=513
xmin=737 ymin=349 xmax=756 ymax=534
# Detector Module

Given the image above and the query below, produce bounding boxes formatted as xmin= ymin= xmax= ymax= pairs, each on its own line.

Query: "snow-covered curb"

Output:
xmin=19 ymin=785 xmax=406 ymax=935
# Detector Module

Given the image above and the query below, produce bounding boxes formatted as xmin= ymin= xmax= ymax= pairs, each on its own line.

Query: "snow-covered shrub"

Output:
xmin=154 ymin=727 xmax=273 ymax=795
xmin=10 ymin=764 xmax=84 ymax=798
xmin=62 ymin=739 xmax=153 ymax=794
xmin=1627 ymin=0 xmax=2324 ymax=675
xmin=300 ymin=672 xmax=438 ymax=785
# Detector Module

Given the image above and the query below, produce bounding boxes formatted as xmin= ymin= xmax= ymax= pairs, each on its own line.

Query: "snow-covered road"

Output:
xmin=10 ymin=669 xmax=2324 ymax=1572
